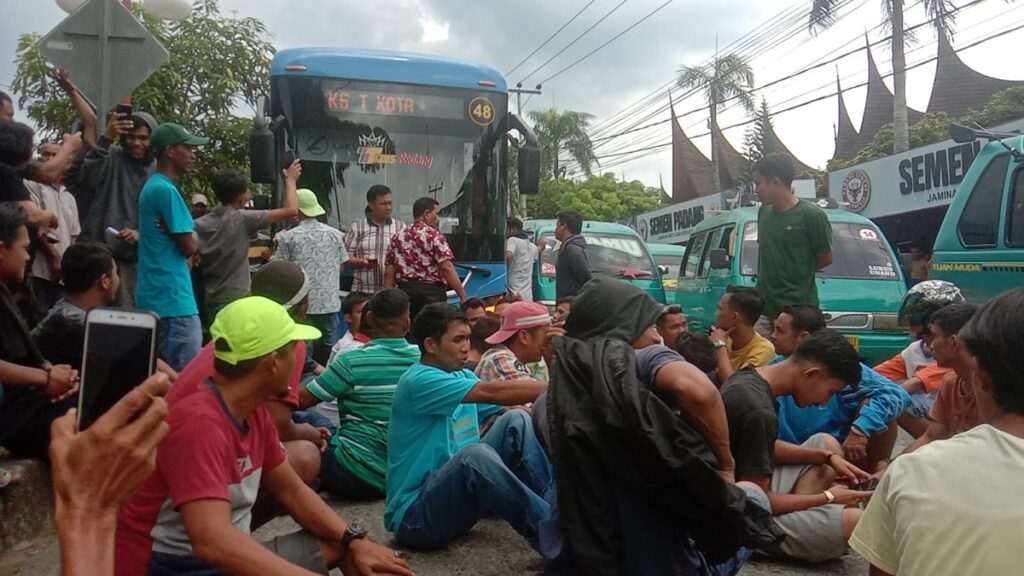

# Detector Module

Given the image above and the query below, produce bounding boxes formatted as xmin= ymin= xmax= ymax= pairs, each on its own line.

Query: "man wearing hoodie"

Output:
xmin=73 ymin=111 xmax=158 ymax=308
xmin=550 ymin=210 xmax=591 ymax=299
xmin=505 ymin=217 xmax=537 ymax=301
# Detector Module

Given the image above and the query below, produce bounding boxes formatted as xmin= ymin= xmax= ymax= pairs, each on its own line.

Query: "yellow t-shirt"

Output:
xmin=728 ymin=333 xmax=776 ymax=372
xmin=850 ymin=424 xmax=1024 ymax=575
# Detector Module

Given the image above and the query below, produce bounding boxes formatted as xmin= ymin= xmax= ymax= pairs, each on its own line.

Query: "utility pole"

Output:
xmin=508 ymin=82 xmax=542 ymax=218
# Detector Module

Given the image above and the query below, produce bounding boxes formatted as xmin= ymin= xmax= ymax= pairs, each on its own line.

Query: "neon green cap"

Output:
xmin=210 ymin=296 xmax=321 ymax=365
xmin=297 ymin=188 xmax=326 ymax=217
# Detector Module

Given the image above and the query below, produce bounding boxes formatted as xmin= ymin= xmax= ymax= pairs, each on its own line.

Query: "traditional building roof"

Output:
xmin=926 ymin=28 xmax=1019 ymax=117
xmin=834 ymin=73 xmax=863 ymax=160
xmin=670 ymin=102 xmax=714 ymax=202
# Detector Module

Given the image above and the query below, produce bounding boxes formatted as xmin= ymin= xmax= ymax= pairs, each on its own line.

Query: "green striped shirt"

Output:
xmin=307 ymin=337 xmax=421 ymax=490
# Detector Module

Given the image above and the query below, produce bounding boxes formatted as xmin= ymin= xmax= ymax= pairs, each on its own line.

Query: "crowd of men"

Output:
xmin=0 ymin=83 xmax=1022 ymax=576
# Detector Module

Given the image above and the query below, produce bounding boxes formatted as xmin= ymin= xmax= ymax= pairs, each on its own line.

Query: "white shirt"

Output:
xmin=505 ymin=235 xmax=537 ymax=301
xmin=25 ymin=181 xmax=80 ymax=282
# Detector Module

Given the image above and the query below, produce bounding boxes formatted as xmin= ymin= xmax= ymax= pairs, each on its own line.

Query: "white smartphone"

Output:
xmin=77 ymin=308 xmax=158 ymax=430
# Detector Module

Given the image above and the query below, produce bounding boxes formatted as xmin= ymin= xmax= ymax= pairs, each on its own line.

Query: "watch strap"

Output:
xmin=823 ymin=489 xmax=836 ymax=504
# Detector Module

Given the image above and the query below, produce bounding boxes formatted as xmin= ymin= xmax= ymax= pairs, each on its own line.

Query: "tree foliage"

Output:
xmin=743 ymin=98 xmax=778 ymax=168
xmin=526 ymin=108 xmax=596 ymax=179
xmin=526 ymin=173 xmax=661 ymax=222
xmin=11 ymin=0 xmax=274 ymax=196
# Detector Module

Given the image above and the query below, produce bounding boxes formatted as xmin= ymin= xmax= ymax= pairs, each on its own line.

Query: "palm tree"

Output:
xmin=527 ymin=108 xmax=596 ymax=179
xmin=810 ymin=0 xmax=956 ymax=154
xmin=677 ymin=53 xmax=756 ymax=192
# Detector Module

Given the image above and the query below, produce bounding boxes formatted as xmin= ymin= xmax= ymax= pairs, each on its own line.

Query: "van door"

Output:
xmin=705 ymin=224 xmax=737 ymax=323
xmin=677 ymin=230 xmax=710 ymax=331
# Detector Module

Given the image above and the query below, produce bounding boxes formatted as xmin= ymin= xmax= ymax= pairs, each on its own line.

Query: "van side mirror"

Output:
xmin=949 ymin=124 xmax=979 ymax=144
xmin=509 ymin=113 xmax=540 ymax=195
xmin=657 ymin=265 xmax=669 ymax=277
xmin=709 ymin=248 xmax=730 ymax=270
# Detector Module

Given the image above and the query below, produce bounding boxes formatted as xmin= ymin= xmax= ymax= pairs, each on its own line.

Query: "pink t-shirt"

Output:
xmin=115 ymin=385 xmax=286 ymax=575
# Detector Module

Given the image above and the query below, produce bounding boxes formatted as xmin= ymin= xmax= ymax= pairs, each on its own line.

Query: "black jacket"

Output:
xmin=555 ymin=234 xmax=591 ymax=299
xmin=548 ymin=278 xmax=782 ymax=575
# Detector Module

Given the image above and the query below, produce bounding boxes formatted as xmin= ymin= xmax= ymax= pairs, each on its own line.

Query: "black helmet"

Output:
xmin=898 ymin=280 xmax=965 ymax=327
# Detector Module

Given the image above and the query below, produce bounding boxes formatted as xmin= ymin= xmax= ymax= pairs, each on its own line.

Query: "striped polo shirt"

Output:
xmin=344 ymin=216 xmax=406 ymax=293
xmin=306 ymin=337 xmax=421 ymax=490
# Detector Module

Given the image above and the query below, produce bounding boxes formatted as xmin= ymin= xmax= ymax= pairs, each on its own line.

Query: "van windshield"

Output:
xmin=740 ymin=222 xmax=899 ymax=280
xmin=540 ymin=232 xmax=656 ymax=278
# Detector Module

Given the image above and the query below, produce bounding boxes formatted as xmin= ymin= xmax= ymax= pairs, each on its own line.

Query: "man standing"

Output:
xmin=0 ymin=121 xmax=60 ymax=232
xmin=720 ymin=330 xmax=871 ymax=563
xmin=75 ymin=111 xmax=159 ymax=308
xmin=850 ymin=288 xmax=1024 ymax=576
xmin=136 ymin=123 xmax=207 ymax=372
xmin=345 ymin=185 xmax=405 ymax=293
xmin=385 ymin=303 xmax=550 ymax=551
xmin=25 ymin=141 xmax=81 ymax=315
xmin=551 ymin=210 xmax=591 ymax=299
xmin=116 ymin=297 xmax=413 ymax=576
xmin=752 ymin=154 xmax=832 ymax=336
xmin=655 ymin=304 xmax=689 ymax=353
xmin=505 ymin=217 xmax=537 ymax=301
xmin=384 ymin=197 xmax=468 ymax=320
xmin=273 ymin=189 xmax=348 ymax=365
xmin=190 ymin=193 xmax=209 ymax=219
xmin=711 ymin=286 xmax=777 ymax=380
xmin=196 ymin=163 xmax=300 ymax=320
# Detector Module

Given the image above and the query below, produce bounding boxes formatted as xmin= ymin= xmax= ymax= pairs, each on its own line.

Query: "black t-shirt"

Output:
xmin=0 ymin=163 xmax=31 ymax=203
xmin=720 ymin=367 xmax=779 ymax=479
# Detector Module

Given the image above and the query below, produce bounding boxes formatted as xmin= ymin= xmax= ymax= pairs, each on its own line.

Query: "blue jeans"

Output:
xmin=158 ymin=315 xmax=202 ymax=372
xmin=305 ymin=313 xmax=341 ymax=366
xmin=396 ymin=409 xmax=553 ymax=550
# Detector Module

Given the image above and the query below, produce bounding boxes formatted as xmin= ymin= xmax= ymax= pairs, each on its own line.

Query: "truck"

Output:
xmin=247 ymin=47 xmax=541 ymax=302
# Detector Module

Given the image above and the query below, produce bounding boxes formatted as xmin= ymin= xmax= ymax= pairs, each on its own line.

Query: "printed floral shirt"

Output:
xmin=385 ymin=220 xmax=455 ymax=284
xmin=273 ymin=219 xmax=348 ymax=314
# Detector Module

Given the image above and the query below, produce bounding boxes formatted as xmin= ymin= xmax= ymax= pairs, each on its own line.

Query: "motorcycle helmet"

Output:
xmin=898 ymin=280 xmax=965 ymax=327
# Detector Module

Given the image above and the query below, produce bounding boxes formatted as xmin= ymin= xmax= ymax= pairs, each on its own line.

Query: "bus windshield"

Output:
xmin=274 ymin=76 xmax=510 ymax=262
xmin=539 ymin=232 xmax=657 ymax=278
xmin=741 ymin=221 xmax=899 ymax=280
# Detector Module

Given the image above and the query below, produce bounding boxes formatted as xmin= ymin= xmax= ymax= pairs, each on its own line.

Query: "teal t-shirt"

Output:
xmin=136 ymin=173 xmax=197 ymax=317
xmin=384 ymin=362 xmax=481 ymax=532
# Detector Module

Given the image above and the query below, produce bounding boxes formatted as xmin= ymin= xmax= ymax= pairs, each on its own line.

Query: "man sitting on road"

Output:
xmin=721 ymin=329 xmax=871 ymax=563
xmin=656 ymin=304 xmax=689 ymax=354
xmin=711 ymin=285 xmax=776 ymax=380
xmin=299 ymin=289 xmax=420 ymax=500
xmin=385 ymin=303 xmax=550 ymax=551
xmin=850 ymin=288 xmax=1024 ymax=576
xmin=771 ymin=305 xmax=911 ymax=472
xmin=461 ymin=298 xmax=487 ymax=328
xmin=116 ymin=297 xmax=413 ymax=576
xmin=899 ymin=303 xmax=989 ymax=456
xmin=328 ymin=291 xmax=372 ymax=365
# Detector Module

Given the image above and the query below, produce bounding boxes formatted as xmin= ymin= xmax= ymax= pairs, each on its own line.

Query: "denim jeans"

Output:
xmin=305 ymin=312 xmax=342 ymax=366
xmin=158 ymin=315 xmax=202 ymax=372
xmin=396 ymin=409 xmax=553 ymax=550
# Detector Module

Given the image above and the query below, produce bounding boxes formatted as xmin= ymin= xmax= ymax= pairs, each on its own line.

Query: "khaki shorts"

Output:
xmin=768 ymin=433 xmax=847 ymax=562
xmin=263 ymin=530 xmax=329 ymax=574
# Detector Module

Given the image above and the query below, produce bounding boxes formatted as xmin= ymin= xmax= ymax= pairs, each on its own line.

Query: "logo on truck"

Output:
xmin=842 ymin=169 xmax=871 ymax=213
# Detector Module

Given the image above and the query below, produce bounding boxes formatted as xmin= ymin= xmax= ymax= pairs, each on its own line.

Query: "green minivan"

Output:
xmin=648 ymin=242 xmax=687 ymax=305
xmin=675 ymin=207 xmax=909 ymax=365
xmin=523 ymin=219 xmax=666 ymax=308
xmin=930 ymin=127 xmax=1024 ymax=303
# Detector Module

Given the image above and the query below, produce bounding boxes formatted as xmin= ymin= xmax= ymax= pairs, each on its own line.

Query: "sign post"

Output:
xmin=39 ymin=0 xmax=169 ymax=120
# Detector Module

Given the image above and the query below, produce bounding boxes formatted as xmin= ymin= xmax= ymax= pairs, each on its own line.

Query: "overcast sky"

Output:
xmin=4 ymin=0 xmax=1024 ymax=196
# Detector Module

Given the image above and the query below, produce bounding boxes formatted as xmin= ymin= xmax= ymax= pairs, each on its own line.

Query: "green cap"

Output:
xmin=210 ymin=296 xmax=321 ymax=365
xmin=150 ymin=122 xmax=209 ymax=154
xmin=297 ymin=188 xmax=326 ymax=217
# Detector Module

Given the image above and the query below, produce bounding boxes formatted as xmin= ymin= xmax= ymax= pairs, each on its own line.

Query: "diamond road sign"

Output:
xmin=38 ymin=0 xmax=169 ymax=116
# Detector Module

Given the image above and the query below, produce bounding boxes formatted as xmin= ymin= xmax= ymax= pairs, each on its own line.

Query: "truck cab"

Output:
xmin=930 ymin=127 xmax=1024 ymax=303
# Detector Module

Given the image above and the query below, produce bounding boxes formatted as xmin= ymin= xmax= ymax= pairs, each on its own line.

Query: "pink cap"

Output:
xmin=485 ymin=301 xmax=552 ymax=345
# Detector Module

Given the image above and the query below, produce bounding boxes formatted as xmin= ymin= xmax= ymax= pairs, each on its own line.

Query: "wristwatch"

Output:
xmin=712 ymin=339 xmax=727 ymax=350
xmin=823 ymin=489 xmax=836 ymax=504
xmin=340 ymin=523 xmax=369 ymax=551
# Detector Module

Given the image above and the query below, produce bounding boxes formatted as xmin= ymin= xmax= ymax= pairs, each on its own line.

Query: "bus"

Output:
xmin=248 ymin=47 xmax=540 ymax=301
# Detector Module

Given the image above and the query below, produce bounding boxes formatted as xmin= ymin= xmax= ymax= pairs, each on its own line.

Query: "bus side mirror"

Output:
xmin=709 ymin=248 xmax=730 ymax=270
xmin=249 ymin=121 xmax=276 ymax=184
xmin=509 ymin=113 xmax=540 ymax=195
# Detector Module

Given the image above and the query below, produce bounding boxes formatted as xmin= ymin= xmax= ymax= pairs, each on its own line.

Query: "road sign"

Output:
xmin=38 ymin=0 xmax=169 ymax=119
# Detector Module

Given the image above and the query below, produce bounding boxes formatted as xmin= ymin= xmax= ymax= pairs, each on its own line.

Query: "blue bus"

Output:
xmin=248 ymin=47 xmax=540 ymax=301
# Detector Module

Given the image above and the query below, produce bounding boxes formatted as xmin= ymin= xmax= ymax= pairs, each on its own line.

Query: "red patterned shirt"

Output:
xmin=385 ymin=220 xmax=455 ymax=284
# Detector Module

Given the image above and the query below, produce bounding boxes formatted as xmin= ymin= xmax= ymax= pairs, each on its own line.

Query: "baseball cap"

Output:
xmin=297 ymin=188 xmax=326 ymax=218
xmin=210 ymin=296 xmax=321 ymax=365
xmin=486 ymin=301 xmax=551 ymax=345
xmin=251 ymin=261 xmax=310 ymax=311
xmin=191 ymin=193 xmax=209 ymax=206
xmin=150 ymin=122 xmax=209 ymax=154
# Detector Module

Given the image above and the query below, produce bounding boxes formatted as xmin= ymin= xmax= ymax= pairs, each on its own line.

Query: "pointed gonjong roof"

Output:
xmin=927 ymin=28 xmax=1020 ymax=118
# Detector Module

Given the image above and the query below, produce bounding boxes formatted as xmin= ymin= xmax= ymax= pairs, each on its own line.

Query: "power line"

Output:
xmin=537 ymin=0 xmax=678 ymax=86
xmin=519 ymin=0 xmax=633 ymax=84
xmin=506 ymin=0 xmax=601 ymax=76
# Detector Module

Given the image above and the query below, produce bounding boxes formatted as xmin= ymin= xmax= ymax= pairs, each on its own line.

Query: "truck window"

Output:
xmin=957 ymin=153 xmax=1009 ymax=248
xmin=682 ymin=232 xmax=707 ymax=279
xmin=741 ymin=221 xmax=899 ymax=280
xmin=1008 ymin=169 xmax=1024 ymax=247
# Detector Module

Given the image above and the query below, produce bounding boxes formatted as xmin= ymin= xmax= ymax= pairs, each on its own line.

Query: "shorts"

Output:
xmin=905 ymin=390 xmax=937 ymax=419
xmin=768 ymin=433 xmax=847 ymax=562
xmin=262 ymin=530 xmax=329 ymax=574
